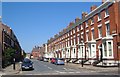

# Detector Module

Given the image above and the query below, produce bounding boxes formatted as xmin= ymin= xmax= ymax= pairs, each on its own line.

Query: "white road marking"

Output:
xmin=76 ymin=72 xmax=81 ymax=73
xmin=68 ymin=72 xmax=75 ymax=73
xmin=63 ymin=68 xmax=76 ymax=71
xmin=63 ymin=68 xmax=67 ymax=70
xmin=55 ymin=70 xmax=60 ymax=73
xmin=59 ymin=72 xmax=67 ymax=74
xmin=48 ymin=67 xmax=52 ymax=69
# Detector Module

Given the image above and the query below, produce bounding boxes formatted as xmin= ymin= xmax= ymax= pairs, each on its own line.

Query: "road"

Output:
xmin=18 ymin=59 xmax=118 ymax=75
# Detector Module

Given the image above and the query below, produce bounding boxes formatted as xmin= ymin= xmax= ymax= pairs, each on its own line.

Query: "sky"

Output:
xmin=2 ymin=2 xmax=101 ymax=53
xmin=0 ymin=2 xmax=2 ymax=16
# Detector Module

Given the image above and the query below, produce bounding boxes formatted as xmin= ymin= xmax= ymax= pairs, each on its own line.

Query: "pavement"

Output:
xmin=65 ymin=63 xmax=119 ymax=74
xmin=2 ymin=62 xmax=21 ymax=75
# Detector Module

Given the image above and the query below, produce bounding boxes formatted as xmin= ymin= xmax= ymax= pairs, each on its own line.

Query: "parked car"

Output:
xmin=39 ymin=57 xmax=44 ymax=61
xmin=21 ymin=58 xmax=34 ymax=71
xmin=43 ymin=58 xmax=49 ymax=62
xmin=55 ymin=58 xmax=65 ymax=65
xmin=51 ymin=58 xmax=56 ymax=64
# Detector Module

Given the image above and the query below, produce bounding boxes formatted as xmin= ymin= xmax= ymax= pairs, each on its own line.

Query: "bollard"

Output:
xmin=19 ymin=61 xmax=22 ymax=72
xmin=13 ymin=58 xmax=15 ymax=70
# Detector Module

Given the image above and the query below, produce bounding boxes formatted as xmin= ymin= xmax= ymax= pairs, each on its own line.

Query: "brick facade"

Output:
xmin=45 ymin=0 xmax=120 ymax=66
xmin=31 ymin=45 xmax=45 ymax=59
xmin=0 ymin=21 xmax=22 ymax=69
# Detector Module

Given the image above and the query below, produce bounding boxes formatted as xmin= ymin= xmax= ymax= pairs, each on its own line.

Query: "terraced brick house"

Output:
xmin=0 ymin=17 xmax=22 ymax=69
xmin=45 ymin=0 xmax=120 ymax=66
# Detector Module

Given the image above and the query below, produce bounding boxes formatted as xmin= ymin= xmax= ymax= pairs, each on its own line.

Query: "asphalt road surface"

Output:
xmin=17 ymin=59 xmax=118 ymax=75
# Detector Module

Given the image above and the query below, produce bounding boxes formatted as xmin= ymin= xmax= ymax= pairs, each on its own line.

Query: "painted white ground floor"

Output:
xmin=46 ymin=36 xmax=119 ymax=66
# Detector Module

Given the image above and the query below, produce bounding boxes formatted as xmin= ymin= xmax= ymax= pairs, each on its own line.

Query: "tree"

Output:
xmin=3 ymin=47 xmax=15 ymax=67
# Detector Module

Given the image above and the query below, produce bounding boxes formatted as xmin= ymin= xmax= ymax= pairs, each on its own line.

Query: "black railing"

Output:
xmin=66 ymin=58 xmax=71 ymax=63
xmin=92 ymin=59 xmax=102 ymax=66
xmin=80 ymin=59 xmax=89 ymax=64
xmin=72 ymin=58 xmax=79 ymax=63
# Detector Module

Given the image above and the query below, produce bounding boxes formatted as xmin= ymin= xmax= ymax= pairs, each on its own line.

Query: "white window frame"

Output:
xmin=73 ymin=29 xmax=75 ymax=34
xmin=104 ymin=8 xmax=109 ymax=18
xmin=77 ymin=26 xmax=80 ymax=32
xmin=71 ymin=31 xmax=72 ymax=35
xmin=86 ymin=32 xmax=88 ymax=42
xmin=81 ymin=32 xmax=83 ymax=39
xmin=91 ymin=44 xmax=96 ymax=58
xmin=81 ymin=25 xmax=83 ymax=30
xmin=107 ymin=41 xmax=113 ymax=58
xmin=68 ymin=41 xmax=69 ymax=46
xmin=71 ymin=39 xmax=72 ymax=46
xmin=91 ymin=18 xmax=94 ymax=25
xmin=74 ymin=38 xmax=76 ymax=45
xmin=98 ymin=24 xmax=102 ymax=38
xmin=68 ymin=33 xmax=69 ymax=36
xmin=86 ymin=30 xmax=89 ymax=42
xmin=77 ymin=36 xmax=80 ymax=44
xmin=86 ymin=21 xmax=88 ymax=28
xmin=102 ymin=40 xmax=113 ymax=58
xmin=98 ymin=13 xmax=102 ymax=22
xmin=91 ymin=28 xmax=94 ymax=40
xmin=105 ymin=20 xmax=110 ymax=36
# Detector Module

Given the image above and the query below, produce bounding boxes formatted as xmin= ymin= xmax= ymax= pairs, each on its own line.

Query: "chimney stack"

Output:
xmin=82 ymin=12 xmax=88 ymax=18
xmin=75 ymin=17 xmax=80 ymax=23
xmin=91 ymin=5 xmax=97 ymax=11
xmin=69 ymin=21 xmax=74 ymax=27
xmin=102 ymin=0 xmax=107 ymax=3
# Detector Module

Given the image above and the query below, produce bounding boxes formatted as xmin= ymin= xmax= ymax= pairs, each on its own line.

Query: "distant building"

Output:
xmin=31 ymin=45 xmax=46 ymax=59
xmin=31 ymin=46 xmax=40 ymax=59
xmin=26 ymin=53 xmax=31 ymax=59
xmin=0 ymin=17 xmax=22 ymax=69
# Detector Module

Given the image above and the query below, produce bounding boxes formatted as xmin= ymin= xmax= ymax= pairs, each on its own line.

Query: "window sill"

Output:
xmin=86 ymin=26 xmax=88 ymax=28
xmin=96 ymin=37 xmax=102 ymax=41
xmin=97 ymin=19 xmax=102 ymax=22
xmin=91 ymin=23 xmax=94 ymax=26
xmin=81 ymin=28 xmax=83 ymax=30
xmin=104 ymin=15 xmax=109 ymax=19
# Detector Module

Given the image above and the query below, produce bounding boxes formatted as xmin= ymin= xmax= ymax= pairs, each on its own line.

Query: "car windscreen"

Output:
xmin=23 ymin=59 xmax=31 ymax=63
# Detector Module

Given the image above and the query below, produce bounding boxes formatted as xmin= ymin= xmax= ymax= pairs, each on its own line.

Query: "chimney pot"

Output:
xmin=102 ymin=0 xmax=107 ymax=3
xmin=69 ymin=21 xmax=74 ymax=27
xmin=91 ymin=5 xmax=97 ymax=11
xmin=75 ymin=17 xmax=80 ymax=23
xmin=82 ymin=12 xmax=88 ymax=18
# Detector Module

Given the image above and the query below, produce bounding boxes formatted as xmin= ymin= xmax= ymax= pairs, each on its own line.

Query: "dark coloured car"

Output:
xmin=21 ymin=58 xmax=34 ymax=71
xmin=55 ymin=58 xmax=65 ymax=65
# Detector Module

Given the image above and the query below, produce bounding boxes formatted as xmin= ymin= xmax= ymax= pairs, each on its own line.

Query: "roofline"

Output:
xmin=47 ymin=0 xmax=115 ymax=44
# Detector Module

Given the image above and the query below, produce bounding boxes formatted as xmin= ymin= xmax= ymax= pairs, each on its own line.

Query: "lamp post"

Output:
xmin=13 ymin=58 xmax=15 ymax=70
xmin=13 ymin=50 xmax=17 ymax=70
xmin=80 ymin=39 xmax=84 ymax=67
xmin=81 ymin=46 xmax=83 ymax=67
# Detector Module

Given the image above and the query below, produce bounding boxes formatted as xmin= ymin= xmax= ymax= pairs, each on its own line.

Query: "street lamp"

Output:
xmin=80 ymin=38 xmax=84 ymax=67
xmin=81 ymin=46 xmax=83 ymax=67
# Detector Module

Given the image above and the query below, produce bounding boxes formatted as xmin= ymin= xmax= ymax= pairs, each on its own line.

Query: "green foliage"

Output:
xmin=23 ymin=53 xmax=26 ymax=58
xmin=4 ymin=47 xmax=15 ymax=60
xmin=3 ymin=47 xmax=15 ymax=67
